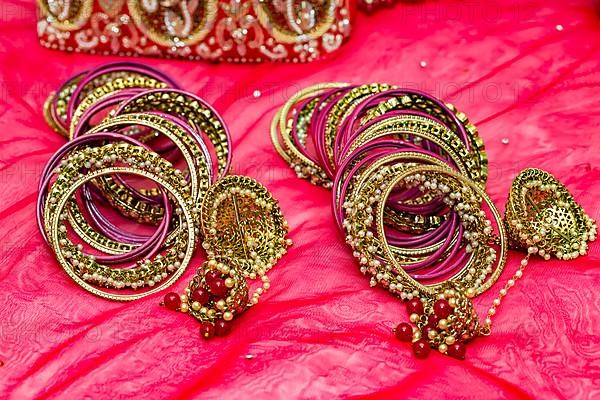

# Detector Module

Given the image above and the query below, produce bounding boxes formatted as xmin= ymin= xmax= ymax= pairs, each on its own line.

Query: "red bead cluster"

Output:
xmin=203 ymin=271 xmax=229 ymax=298
xmin=200 ymin=319 xmax=232 ymax=338
xmin=394 ymin=297 xmax=467 ymax=360
xmin=163 ymin=267 xmax=246 ymax=340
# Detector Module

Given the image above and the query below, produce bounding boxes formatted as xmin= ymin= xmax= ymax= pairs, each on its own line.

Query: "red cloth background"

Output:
xmin=1 ymin=0 xmax=599 ymax=398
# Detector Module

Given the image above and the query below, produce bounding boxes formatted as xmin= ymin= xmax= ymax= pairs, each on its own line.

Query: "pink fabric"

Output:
xmin=1 ymin=0 xmax=599 ymax=398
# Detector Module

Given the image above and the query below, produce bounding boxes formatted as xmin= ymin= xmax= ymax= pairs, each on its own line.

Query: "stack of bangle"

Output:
xmin=38 ymin=63 xmax=292 ymax=338
xmin=272 ymin=83 xmax=498 ymax=291
xmin=272 ymin=83 xmax=595 ymax=359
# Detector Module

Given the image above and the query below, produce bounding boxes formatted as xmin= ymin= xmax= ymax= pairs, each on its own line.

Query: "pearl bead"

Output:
xmin=223 ymin=311 xmax=233 ymax=321
xmin=515 ymin=270 xmax=523 ymax=278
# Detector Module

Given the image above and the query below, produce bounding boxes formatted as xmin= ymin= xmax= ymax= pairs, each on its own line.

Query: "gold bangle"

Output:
xmin=44 ymin=143 xmax=198 ymax=300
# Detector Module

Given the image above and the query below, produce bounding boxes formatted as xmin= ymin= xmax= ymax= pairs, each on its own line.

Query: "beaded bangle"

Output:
xmin=272 ymin=82 xmax=496 ymax=292
xmin=63 ymin=113 xmax=209 ymax=253
xmin=43 ymin=143 xmax=197 ymax=300
xmin=37 ymin=133 xmax=173 ymax=263
xmin=115 ymin=89 xmax=233 ymax=179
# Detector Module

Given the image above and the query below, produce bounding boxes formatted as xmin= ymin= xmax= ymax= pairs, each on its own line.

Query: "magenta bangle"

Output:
xmin=115 ymin=88 xmax=233 ymax=179
xmin=66 ymin=62 xmax=179 ymax=122
xmin=276 ymin=84 xmax=487 ymax=285
xmin=36 ymin=132 xmax=172 ymax=264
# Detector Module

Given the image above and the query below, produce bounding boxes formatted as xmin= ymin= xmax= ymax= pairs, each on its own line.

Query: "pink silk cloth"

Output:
xmin=1 ymin=0 xmax=599 ymax=398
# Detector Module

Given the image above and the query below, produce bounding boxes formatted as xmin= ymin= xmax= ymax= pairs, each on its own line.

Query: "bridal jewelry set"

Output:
xmin=37 ymin=63 xmax=595 ymax=356
xmin=38 ymin=62 xmax=291 ymax=338
xmin=271 ymin=83 xmax=596 ymax=359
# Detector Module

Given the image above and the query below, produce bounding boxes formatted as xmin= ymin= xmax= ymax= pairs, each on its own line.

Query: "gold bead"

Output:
xmin=445 ymin=336 xmax=456 ymax=345
xmin=409 ymin=313 xmax=419 ymax=323
xmin=428 ymin=330 xmax=437 ymax=339
xmin=180 ymin=303 xmax=189 ymax=313
xmin=448 ymin=298 xmax=456 ymax=307
xmin=225 ymin=278 xmax=234 ymax=288
xmin=191 ymin=301 xmax=201 ymax=311
xmin=223 ymin=311 xmax=233 ymax=321
xmin=438 ymin=319 xmax=448 ymax=330
xmin=466 ymin=288 xmax=475 ymax=298
xmin=438 ymin=343 xmax=448 ymax=353
xmin=412 ymin=331 xmax=421 ymax=341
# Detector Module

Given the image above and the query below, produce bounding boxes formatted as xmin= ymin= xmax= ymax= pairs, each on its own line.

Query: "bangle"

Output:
xmin=43 ymin=142 xmax=197 ymax=300
xmin=37 ymin=133 xmax=173 ymax=263
xmin=66 ymin=62 xmax=179 ymax=123
xmin=115 ymin=88 xmax=232 ymax=179
xmin=69 ymin=77 xmax=169 ymax=139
